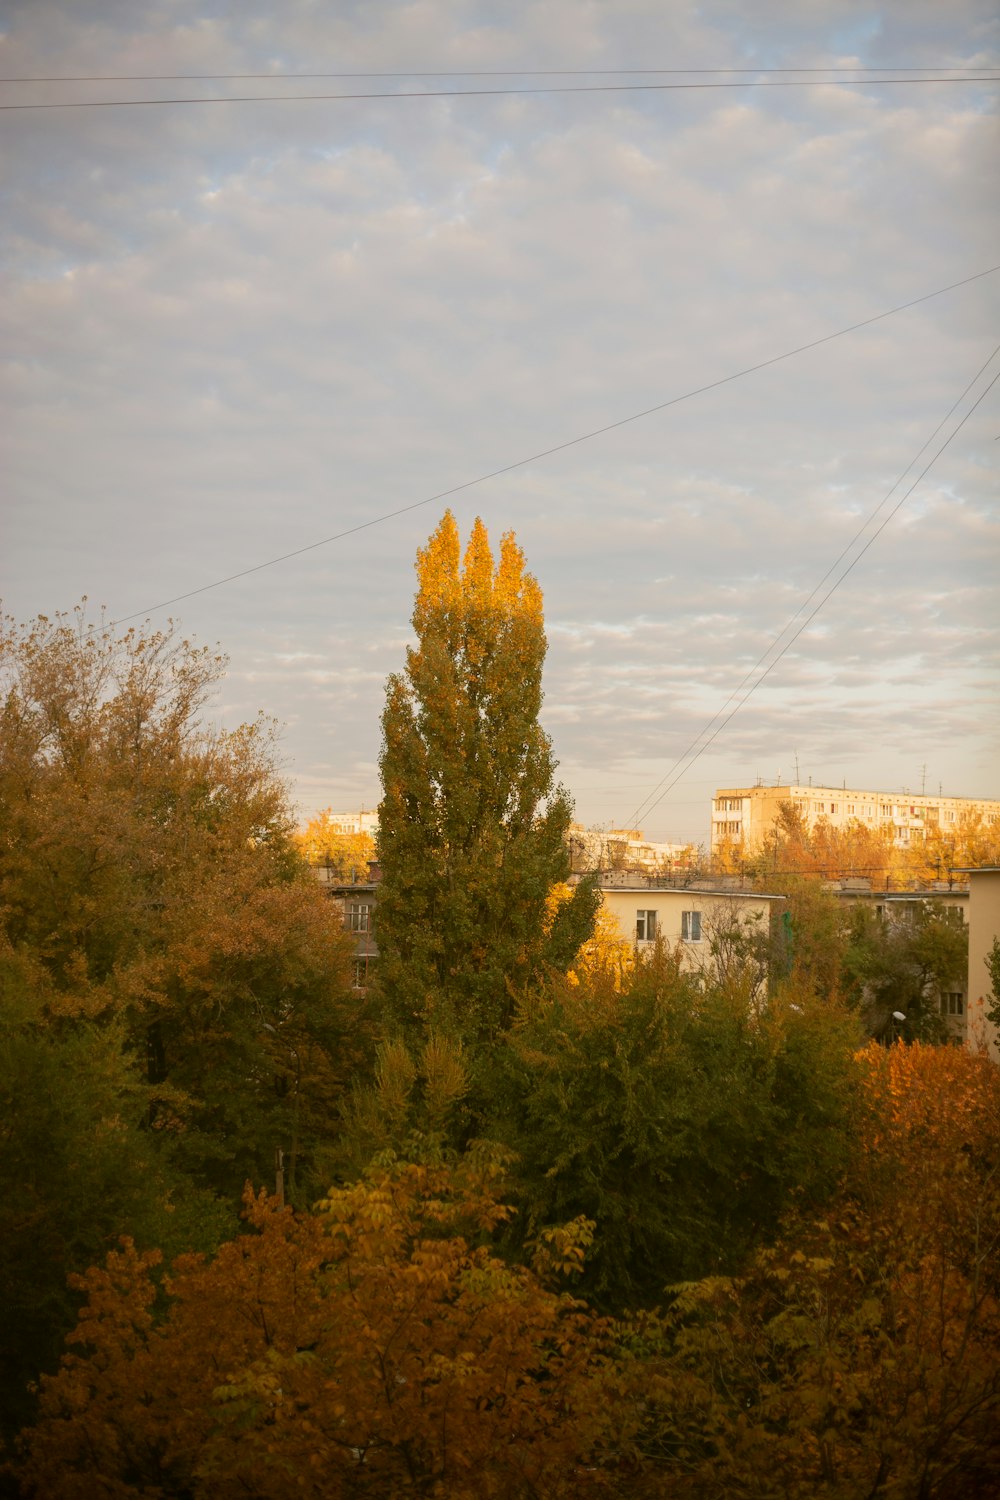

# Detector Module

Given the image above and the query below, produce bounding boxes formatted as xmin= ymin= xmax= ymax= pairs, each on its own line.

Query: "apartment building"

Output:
xmin=319 ymin=810 xmax=379 ymax=837
xmin=712 ymin=784 xmax=1000 ymax=856
xmin=569 ymin=823 xmax=694 ymax=873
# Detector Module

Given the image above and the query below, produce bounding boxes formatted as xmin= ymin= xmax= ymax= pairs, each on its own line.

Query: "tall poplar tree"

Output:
xmin=376 ymin=511 xmax=598 ymax=1042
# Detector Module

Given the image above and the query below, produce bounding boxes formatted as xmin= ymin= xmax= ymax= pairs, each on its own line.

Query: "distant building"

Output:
xmin=570 ymin=824 xmax=694 ymax=873
xmin=319 ymin=810 xmax=379 ymax=837
xmin=712 ymin=783 xmax=1000 ymax=856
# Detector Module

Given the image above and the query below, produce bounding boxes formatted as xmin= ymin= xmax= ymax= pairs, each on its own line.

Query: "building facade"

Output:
xmin=314 ymin=863 xmax=380 ymax=989
xmin=712 ymin=784 xmax=1000 ymax=856
xmin=595 ymin=874 xmax=783 ymax=979
xmin=958 ymin=867 xmax=1000 ymax=1062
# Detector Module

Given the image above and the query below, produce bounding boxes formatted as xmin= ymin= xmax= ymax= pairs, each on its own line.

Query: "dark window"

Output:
xmin=682 ymin=910 xmax=702 ymax=942
xmin=636 ymin=910 xmax=657 ymax=942
xmin=348 ymin=903 xmax=371 ymax=932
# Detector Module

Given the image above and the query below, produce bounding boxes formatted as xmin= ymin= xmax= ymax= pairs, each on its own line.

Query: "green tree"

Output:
xmin=0 ymin=942 xmax=232 ymax=1443
xmin=376 ymin=512 xmax=598 ymax=1044
xmin=0 ymin=606 xmax=360 ymax=1203
xmin=985 ymin=936 xmax=1000 ymax=1031
xmin=492 ymin=945 xmax=861 ymax=1311
xmin=842 ymin=900 xmax=967 ymax=1040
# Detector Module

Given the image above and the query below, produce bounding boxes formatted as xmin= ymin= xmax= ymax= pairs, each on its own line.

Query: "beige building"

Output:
xmin=596 ymin=874 xmax=783 ymax=979
xmin=712 ymin=783 xmax=1000 ymax=856
xmin=958 ymin=867 xmax=1000 ymax=1062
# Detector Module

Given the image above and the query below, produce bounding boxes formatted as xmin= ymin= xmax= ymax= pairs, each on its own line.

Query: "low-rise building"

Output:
xmin=595 ymin=873 xmax=783 ymax=981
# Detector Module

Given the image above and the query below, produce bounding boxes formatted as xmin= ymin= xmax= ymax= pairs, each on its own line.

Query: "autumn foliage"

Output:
xmin=622 ymin=1043 xmax=1000 ymax=1497
xmin=6 ymin=543 xmax=1000 ymax=1497
xmin=376 ymin=511 xmax=598 ymax=1044
xmin=15 ymin=1043 xmax=1000 ymax=1497
xmin=16 ymin=1154 xmax=626 ymax=1499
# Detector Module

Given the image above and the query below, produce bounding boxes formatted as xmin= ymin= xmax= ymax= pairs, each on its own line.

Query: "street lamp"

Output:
xmin=891 ymin=1010 xmax=906 ymax=1043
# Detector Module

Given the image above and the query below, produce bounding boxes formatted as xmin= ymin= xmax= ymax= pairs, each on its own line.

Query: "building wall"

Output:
xmin=711 ymin=784 xmax=1000 ymax=855
xmin=598 ymin=886 xmax=780 ymax=974
xmin=965 ymin=869 xmax=1000 ymax=1062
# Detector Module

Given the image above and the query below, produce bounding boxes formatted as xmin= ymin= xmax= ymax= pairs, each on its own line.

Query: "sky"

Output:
xmin=3 ymin=1 xmax=999 ymax=849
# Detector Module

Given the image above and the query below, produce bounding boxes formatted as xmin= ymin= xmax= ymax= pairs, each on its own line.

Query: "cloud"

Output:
xmin=3 ymin=1 xmax=998 ymax=847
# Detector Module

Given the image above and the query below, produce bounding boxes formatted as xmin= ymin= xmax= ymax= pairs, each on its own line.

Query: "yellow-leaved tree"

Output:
xmin=376 ymin=512 xmax=599 ymax=1044
xmin=293 ymin=809 xmax=376 ymax=879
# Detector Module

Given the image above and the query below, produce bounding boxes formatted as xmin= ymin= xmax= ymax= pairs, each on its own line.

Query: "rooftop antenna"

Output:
xmin=794 ymin=752 xmax=800 ymax=784
xmin=921 ymin=765 xmax=927 ymax=795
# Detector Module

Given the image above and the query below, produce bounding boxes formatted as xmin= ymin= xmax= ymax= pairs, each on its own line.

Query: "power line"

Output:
xmin=627 ymin=348 xmax=1000 ymax=830
xmin=3 ymin=75 xmax=998 ymax=111
xmin=627 ymin=340 xmax=1000 ymax=829
xmin=2 ymin=65 xmax=993 ymax=83
xmin=106 ymin=263 xmax=1000 ymax=628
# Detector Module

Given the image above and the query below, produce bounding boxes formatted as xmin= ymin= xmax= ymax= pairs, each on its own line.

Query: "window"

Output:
xmin=348 ymin=902 xmax=371 ymax=932
xmin=636 ymin=910 xmax=657 ymax=942
xmin=681 ymin=910 xmax=702 ymax=942
xmin=941 ymin=993 xmax=964 ymax=1016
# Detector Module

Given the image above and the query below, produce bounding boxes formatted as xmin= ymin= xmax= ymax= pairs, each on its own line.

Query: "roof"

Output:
xmin=599 ymin=885 xmax=786 ymax=901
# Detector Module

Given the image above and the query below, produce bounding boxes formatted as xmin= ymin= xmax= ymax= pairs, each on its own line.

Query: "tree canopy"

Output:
xmin=0 ymin=607 xmax=364 ymax=1433
xmin=0 ymin=607 xmax=360 ymax=1202
xmin=375 ymin=512 xmax=598 ymax=1043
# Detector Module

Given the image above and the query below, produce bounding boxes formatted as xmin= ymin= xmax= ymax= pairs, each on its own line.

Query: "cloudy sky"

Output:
xmin=3 ymin=1 xmax=999 ymax=847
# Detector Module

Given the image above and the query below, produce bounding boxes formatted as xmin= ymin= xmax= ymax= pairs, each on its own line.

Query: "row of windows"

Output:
xmin=636 ymin=910 xmax=702 ymax=942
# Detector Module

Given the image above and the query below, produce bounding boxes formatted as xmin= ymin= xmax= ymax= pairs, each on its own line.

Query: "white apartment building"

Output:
xmin=569 ymin=824 xmax=693 ymax=872
xmin=321 ymin=810 xmax=379 ymax=837
xmin=712 ymin=784 xmax=1000 ymax=856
